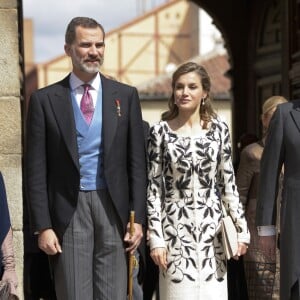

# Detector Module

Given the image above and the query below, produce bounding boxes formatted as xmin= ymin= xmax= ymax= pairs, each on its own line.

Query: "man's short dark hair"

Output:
xmin=65 ymin=17 xmax=105 ymax=45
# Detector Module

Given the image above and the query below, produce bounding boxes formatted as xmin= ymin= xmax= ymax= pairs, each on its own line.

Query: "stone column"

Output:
xmin=0 ymin=0 xmax=23 ymax=299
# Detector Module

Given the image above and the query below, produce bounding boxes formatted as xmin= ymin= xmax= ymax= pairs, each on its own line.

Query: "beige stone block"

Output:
xmin=0 ymin=0 xmax=17 ymax=9
xmin=0 ymin=97 xmax=22 ymax=154
xmin=0 ymin=10 xmax=20 ymax=97
xmin=0 ymin=161 xmax=23 ymax=230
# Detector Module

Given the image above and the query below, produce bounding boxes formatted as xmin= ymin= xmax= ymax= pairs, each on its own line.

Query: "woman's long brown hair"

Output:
xmin=161 ymin=62 xmax=217 ymax=129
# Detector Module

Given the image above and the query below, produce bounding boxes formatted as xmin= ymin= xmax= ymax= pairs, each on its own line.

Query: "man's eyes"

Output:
xmin=80 ymin=42 xmax=105 ymax=48
xmin=96 ymin=42 xmax=105 ymax=48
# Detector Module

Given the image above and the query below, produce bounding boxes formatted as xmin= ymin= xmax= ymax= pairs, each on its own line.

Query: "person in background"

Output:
xmin=256 ymin=97 xmax=300 ymax=300
xmin=228 ymin=132 xmax=259 ymax=300
xmin=236 ymin=133 xmax=258 ymax=159
xmin=237 ymin=96 xmax=287 ymax=299
xmin=25 ymin=16 xmax=146 ymax=300
xmin=0 ymin=172 xmax=18 ymax=299
xmin=147 ymin=61 xmax=250 ymax=299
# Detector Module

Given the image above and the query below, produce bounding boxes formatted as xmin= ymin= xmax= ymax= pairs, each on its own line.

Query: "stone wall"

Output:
xmin=0 ymin=0 xmax=23 ymax=298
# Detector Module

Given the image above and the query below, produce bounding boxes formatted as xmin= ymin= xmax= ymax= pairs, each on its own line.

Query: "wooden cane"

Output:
xmin=128 ymin=210 xmax=135 ymax=300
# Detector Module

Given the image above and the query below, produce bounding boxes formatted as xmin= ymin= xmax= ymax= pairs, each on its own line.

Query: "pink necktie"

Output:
xmin=80 ymin=84 xmax=94 ymax=125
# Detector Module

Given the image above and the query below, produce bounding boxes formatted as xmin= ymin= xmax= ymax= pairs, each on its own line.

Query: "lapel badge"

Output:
xmin=115 ymin=99 xmax=121 ymax=117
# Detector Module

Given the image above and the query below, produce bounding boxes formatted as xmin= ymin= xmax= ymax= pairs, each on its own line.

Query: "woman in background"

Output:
xmin=236 ymin=95 xmax=287 ymax=299
xmin=147 ymin=62 xmax=250 ymax=299
xmin=0 ymin=171 xmax=18 ymax=299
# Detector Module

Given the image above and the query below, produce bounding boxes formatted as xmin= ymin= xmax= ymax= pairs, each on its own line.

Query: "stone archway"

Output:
xmin=253 ymin=0 xmax=282 ymax=135
xmin=189 ymin=0 xmax=288 ymax=152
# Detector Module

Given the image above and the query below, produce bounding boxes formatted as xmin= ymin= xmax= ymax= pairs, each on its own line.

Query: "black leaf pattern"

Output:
xmin=147 ymin=120 xmax=248 ymax=295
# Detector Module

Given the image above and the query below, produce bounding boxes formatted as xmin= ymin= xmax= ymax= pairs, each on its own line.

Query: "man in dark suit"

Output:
xmin=256 ymin=99 xmax=300 ymax=300
xmin=25 ymin=17 xmax=147 ymax=300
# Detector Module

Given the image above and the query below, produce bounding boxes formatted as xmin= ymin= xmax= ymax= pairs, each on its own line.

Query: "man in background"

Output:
xmin=256 ymin=99 xmax=300 ymax=300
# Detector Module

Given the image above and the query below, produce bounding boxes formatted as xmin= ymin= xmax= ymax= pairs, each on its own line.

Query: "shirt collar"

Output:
xmin=69 ymin=72 xmax=101 ymax=92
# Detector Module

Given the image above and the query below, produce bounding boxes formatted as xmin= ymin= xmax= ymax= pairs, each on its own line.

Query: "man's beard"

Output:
xmin=79 ymin=57 xmax=104 ymax=74
xmin=80 ymin=56 xmax=104 ymax=73
xmin=72 ymin=48 xmax=104 ymax=74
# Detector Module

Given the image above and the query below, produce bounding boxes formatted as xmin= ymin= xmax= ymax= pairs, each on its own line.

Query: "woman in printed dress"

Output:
xmin=147 ymin=62 xmax=250 ymax=300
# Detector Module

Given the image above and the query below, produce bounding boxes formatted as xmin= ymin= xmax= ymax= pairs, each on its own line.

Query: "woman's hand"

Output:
xmin=150 ymin=247 xmax=167 ymax=270
xmin=232 ymin=242 xmax=248 ymax=260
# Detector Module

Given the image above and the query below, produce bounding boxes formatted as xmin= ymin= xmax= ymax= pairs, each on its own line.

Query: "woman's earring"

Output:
xmin=201 ymin=97 xmax=205 ymax=106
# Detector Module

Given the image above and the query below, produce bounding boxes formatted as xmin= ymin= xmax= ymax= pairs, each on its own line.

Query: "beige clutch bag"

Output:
xmin=221 ymin=207 xmax=238 ymax=260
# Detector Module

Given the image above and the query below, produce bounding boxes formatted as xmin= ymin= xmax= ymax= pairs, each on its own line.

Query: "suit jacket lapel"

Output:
xmin=49 ymin=76 xmax=80 ymax=171
xmin=101 ymin=75 xmax=118 ymax=157
xmin=290 ymin=102 xmax=300 ymax=133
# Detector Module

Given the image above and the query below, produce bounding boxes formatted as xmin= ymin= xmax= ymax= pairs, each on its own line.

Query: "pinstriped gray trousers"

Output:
xmin=50 ymin=190 xmax=127 ymax=300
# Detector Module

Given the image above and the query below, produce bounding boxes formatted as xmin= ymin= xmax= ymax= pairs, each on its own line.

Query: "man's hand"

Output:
xmin=38 ymin=229 xmax=62 ymax=255
xmin=150 ymin=247 xmax=167 ymax=271
xmin=124 ymin=223 xmax=143 ymax=254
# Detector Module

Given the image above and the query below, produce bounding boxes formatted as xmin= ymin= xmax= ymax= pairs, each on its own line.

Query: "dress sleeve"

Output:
xmin=147 ymin=124 xmax=166 ymax=250
xmin=217 ymin=121 xmax=250 ymax=244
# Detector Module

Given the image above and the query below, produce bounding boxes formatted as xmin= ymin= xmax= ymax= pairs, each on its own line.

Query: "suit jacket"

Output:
xmin=25 ymin=73 xmax=147 ymax=241
xmin=256 ymin=99 xmax=300 ymax=300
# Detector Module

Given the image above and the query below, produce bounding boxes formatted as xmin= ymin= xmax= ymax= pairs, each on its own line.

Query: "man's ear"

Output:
xmin=64 ymin=44 xmax=71 ymax=56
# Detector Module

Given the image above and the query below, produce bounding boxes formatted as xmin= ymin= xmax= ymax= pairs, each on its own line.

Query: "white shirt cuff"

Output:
xmin=257 ymin=225 xmax=276 ymax=236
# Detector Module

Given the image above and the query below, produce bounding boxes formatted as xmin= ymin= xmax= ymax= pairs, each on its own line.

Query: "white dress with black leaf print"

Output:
xmin=147 ymin=120 xmax=250 ymax=300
